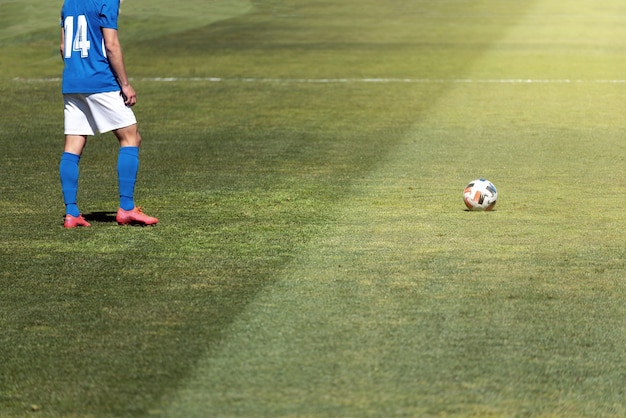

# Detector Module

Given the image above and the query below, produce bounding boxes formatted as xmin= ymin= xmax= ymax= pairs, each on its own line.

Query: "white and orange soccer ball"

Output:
xmin=463 ymin=178 xmax=497 ymax=211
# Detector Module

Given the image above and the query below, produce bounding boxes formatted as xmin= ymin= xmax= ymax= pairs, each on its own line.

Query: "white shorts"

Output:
xmin=64 ymin=91 xmax=137 ymax=136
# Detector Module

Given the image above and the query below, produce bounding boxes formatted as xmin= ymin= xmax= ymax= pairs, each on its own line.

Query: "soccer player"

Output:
xmin=59 ymin=0 xmax=158 ymax=228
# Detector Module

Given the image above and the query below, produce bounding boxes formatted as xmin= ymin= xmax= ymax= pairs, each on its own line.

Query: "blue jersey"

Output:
xmin=61 ymin=0 xmax=121 ymax=94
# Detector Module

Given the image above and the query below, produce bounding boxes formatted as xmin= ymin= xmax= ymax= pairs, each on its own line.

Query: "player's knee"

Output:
xmin=116 ymin=124 xmax=141 ymax=147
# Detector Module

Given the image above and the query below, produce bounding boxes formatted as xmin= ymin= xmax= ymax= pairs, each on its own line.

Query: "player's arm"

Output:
xmin=60 ymin=28 xmax=65 ymax=59
xmin=102 ymin=27 xmax=136 ymax=106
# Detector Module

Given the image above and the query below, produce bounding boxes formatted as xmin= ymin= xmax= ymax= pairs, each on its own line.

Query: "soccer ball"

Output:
xmin=463 ymin=178 xmax=497 ymax=211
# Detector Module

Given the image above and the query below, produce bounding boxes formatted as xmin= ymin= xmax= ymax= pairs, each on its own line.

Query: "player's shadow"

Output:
xmin=83 ymin=211 xmax=117 ymax=223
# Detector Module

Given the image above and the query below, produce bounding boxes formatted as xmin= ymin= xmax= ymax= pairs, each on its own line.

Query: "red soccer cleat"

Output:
xmin=116 ymin=207 xmax=158 ymax=226
xmin=64 ymin=214 xmax=91 ymax=229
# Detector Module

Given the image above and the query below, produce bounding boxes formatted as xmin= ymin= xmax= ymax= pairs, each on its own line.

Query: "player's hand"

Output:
xmin=121 ymin=84 xmax=137 ymax=107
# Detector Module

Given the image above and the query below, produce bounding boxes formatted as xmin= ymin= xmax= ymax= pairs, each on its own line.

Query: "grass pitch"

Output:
xmin=2 ymin=0 xmax=626 ymax=417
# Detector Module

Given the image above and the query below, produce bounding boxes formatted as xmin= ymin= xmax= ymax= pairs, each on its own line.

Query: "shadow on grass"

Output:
xmin=83 ymin=211 xmax=117 ymax=223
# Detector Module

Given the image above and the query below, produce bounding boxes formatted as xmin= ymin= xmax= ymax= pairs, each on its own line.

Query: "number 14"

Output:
xmin=64 ymin=15 xmax=91 ymax=58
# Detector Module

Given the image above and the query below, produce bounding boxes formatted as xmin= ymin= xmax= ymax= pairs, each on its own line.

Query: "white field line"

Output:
xmin=11 ymin=77 xmax=626 ymax=84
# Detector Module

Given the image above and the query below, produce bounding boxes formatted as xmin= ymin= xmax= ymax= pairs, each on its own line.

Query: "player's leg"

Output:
xmin=61 ymin=94 xmax=94 ymax=228
xmin=60 ymin=135 xmax=91 ymax=228
xmin=114 ymin=124 xmax=140 ymax=211
xmin=113 ymin=124 xmax=158 ymax=225
xmin=87 ymin=91 xmax=157 ymax=225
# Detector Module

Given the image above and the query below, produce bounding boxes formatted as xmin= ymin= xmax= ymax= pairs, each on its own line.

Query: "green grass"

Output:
xmin=2 ymin=0 xmax=626 ymax=416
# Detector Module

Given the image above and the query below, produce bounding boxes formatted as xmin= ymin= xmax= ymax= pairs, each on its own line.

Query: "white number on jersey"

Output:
xmin=64 ymin=15 xmax=91 ymax=58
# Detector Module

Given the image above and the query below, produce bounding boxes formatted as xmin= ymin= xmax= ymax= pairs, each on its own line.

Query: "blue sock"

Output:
xmin=59 ymin=152 xmax=81 ymax=217
xmin=118 ymin=146 xmax=139 ymax=211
